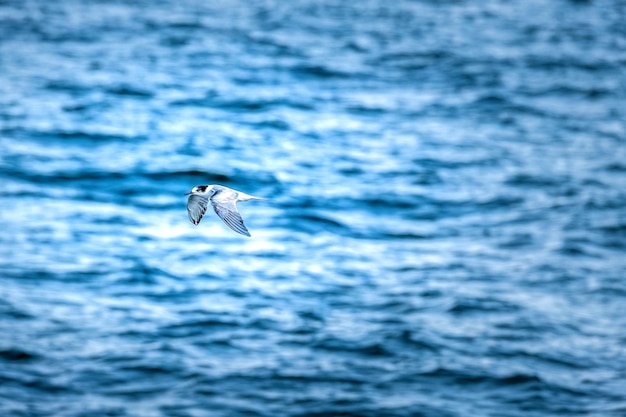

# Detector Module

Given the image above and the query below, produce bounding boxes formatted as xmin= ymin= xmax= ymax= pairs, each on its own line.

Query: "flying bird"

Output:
xmin=185 ymin=184 xmax=264 ymax=237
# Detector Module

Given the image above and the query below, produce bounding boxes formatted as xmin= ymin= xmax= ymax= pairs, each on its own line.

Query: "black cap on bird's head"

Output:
xmin=185 ymin=185 xmax=210 ymax=195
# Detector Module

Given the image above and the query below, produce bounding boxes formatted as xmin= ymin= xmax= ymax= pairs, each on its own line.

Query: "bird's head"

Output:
xmin=185 ymin=185 xmax=212 ymax=195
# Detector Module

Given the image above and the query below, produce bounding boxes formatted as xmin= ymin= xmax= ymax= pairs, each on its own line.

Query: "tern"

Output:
xmin=185 ymin=185 xmax=264 ymax=237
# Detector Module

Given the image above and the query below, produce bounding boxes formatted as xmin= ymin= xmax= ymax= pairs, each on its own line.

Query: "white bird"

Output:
xmin=185 ymin=184 xmax=264 ymax=237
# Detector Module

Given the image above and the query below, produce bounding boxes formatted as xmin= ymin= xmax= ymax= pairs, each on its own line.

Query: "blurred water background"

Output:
xmin=1 ymin=0 xmax=626 ymax=416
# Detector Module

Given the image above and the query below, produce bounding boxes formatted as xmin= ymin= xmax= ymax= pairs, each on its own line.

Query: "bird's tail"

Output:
xmin=238 ymin=192 xmax=265 ymax=202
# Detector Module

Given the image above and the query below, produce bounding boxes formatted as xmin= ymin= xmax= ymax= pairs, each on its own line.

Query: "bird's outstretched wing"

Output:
xmin=187 ymin=194 xmax=209 ymax=225
xmin=210 ymin=189 xmax=251 ymax=237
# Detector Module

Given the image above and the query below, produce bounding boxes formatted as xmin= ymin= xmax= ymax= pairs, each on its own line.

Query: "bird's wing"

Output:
xmin=187 ymin=194 xmax=209 ymax=225
xmin=210 ymin=189 xmax=251 ymax=237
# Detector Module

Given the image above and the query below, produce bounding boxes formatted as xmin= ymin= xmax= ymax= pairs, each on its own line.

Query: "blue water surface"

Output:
xmin=1 ymin=1 xmax=626 ymax=416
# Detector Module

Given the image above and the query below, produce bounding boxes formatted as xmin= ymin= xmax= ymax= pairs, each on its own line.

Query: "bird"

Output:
xmin=185 ymin=184 xmax=264 ymax=237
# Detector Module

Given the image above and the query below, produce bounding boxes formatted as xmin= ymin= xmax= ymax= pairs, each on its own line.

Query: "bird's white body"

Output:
xmin=185 ymin=184 xmax=263 ymax=237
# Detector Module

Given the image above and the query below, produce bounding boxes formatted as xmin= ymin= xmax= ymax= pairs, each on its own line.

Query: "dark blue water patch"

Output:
xmin=110 ymin=264 xmax=179 ymax=287
xmin=283 ymin=213 xmax=350 ymax=235
xmin=166 ymin=317 xmax=245 ymax=336
xmin=523 ymin=53 xmax=621 ymax=72
xmin=2 ymin=269 xmax=109 ymax=284
xmin=290 ymin=64 xmax=357 ymax=80
xmin=372 ymin=230 xmax=431 ymax=241
xmin=247 ymin=118 xmax=292 ymax=131
xmin=171 ymin=94 xmax=316 ymax=113
xmin=420 ymin=367 xmax=543 ymax=387
xmin=61 ymin=100 xmax=112 ymax=113
xmin=1 ymin=169 xmax=265 ymax=203
xmin=104 ymin=85 xmax=154 ymax=98
xmin=344 ymin=103 xmax=391 ymax=117
xmin=167 ymin=92 xmax=216 ymax=108
xmin=557 ymin=241 xmax=604 ymax=258
xmin=493 ymin=347 xmax=593 ymax=371
xmin=583 ymin=192 xmax=626 ymax=210
xmin=159 ymin=34 xmax=193 ymax=48
xmin=0 ymin=348 xmax=39 ymax=362
xmin=497 ymin=232 xmax=535 ymax=249
xmin=44 ymin=80 xmax=96 ymax=95
xmin=360 ymin=195 xmax=429 ymax=210
xmin=3 ymin=169 xmax=126 ymax=184
xmin=412 ymin=156 xmax=503 ymax=170
xmin=594 ymin=224 xmax=626 ymax=248
xmin=603 ymin=162 xmax=626 ymax=172
xmin=0 ymin=299 xmax=35 ymax=320
xmin=447 ymin=297 xmax=522 ymax=315
xmin=465 ymin=94 xmax=561 ymax=121
xmin=372 ymin=50 xmax=453 ymax=70
xmin=218 ymin=97 xmax=315 ymax=113
xmin=0 ymin=370 xmax=80 ymax=395
xmin=505 ymin=173 xmax=572 ymax=188
xmin=312 ymin=337 xmax=395 ymax=358
xmin=401 ymin=195 xmax=527 ymax=223
xmin=520 ymin=84 xmax=615 ymax=100
xmin=2 ymin=127 xmax=145 ymax=144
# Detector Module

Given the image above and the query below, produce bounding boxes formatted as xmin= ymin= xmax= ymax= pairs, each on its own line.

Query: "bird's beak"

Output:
xmin=184 ymin=192 xmax=192 ymax=195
